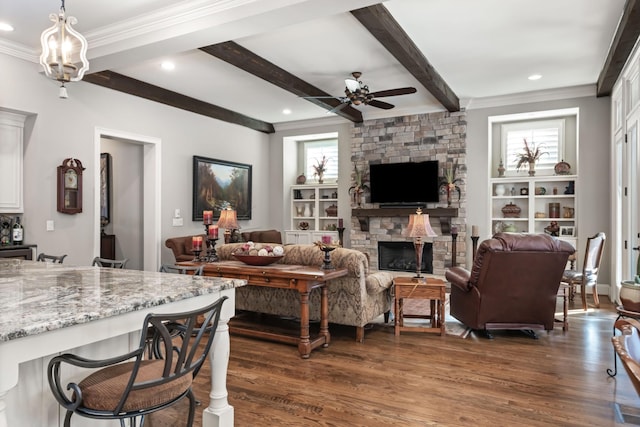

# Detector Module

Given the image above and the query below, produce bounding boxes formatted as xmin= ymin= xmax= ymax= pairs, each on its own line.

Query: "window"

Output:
xmin=303 ymin=139 xmax=338 ymax=182
xmin=501 ymin=119 xmax=565 ymax=173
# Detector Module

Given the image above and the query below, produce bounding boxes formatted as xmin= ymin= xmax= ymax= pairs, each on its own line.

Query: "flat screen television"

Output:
xmin=369 ymin=161 xmax=439 ymax=205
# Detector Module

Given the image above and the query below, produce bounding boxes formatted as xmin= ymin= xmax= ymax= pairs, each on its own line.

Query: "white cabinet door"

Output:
xmin=285 ymin=231 xmax=312 ymax=244
xmin=0 ymin=112 xmax=25 ymax=213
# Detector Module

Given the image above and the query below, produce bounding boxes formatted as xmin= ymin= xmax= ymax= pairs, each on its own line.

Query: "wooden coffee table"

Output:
xmin=394 ymin=276 xmax=446 ymax=336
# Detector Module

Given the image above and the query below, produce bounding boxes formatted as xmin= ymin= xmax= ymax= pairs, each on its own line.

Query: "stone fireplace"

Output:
xmin=348 ymin=111 xmax=468 ymax=276
xmin=378 ymin=241 xmax=433 ymax=274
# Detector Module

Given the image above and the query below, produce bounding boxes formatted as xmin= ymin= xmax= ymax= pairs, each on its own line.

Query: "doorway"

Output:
xmin=94 ymin=128 xmax=161 ymax=271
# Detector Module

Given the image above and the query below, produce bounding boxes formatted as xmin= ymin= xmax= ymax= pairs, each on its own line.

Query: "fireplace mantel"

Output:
xmin=351 ymin=207 xmax=458 ymax=233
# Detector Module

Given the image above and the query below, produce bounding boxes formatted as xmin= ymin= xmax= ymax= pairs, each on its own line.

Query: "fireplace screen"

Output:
xmin=378 ymin=242 xmax=433 ymax=273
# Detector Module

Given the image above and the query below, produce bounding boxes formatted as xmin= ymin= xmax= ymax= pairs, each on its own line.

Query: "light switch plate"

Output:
xmin=172 ymin=218 xmax=183 ymax=227
xmin=46 ymin=220 xmax=54 ymax=231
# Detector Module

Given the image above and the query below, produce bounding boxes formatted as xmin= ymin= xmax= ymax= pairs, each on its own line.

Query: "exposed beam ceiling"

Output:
xmin=351 ymin=4 xmax=460 ymax=112
xmin=84 ymin=71 xmax=275 ymax=134
xmin=597 ymin=0 xmax=640 ymax=96
xmin=199 ymin=41 xmax=363 ymax=123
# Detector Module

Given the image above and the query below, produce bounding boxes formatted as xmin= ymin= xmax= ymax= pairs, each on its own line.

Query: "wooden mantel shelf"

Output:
xmin=351 ymin=207 xmax=458 ymax=233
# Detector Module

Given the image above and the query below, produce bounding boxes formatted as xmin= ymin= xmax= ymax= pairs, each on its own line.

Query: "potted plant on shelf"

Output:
xmin=515 ymin=138 xmax=547 ymax=176
xmin=438 ymin=160 xmax=462 ymax=207
xmin=313 ymin=155 xmax=329 ymax=184
xmin=348 ymin=164 xmax=369 ymax=207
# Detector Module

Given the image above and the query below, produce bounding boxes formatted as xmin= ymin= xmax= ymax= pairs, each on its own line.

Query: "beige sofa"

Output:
xmin=216 ymin=243 xmax=394 ymax=342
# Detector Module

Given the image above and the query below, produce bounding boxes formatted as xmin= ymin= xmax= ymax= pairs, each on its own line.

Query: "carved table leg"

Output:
xmin=320 ymin=285 xmax=330 ymax=347
xmin=298 ymin=291 xmax=311 ymax=359
xmin=202 ymin=316 xmax=234 ymax=427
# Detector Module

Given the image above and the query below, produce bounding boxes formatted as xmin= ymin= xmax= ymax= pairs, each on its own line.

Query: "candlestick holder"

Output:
xmin=192 ymin=249 xmax=202 ymax=262
xmin=337 ymin=227 xmax=345 ymax=247
xmin=317 ymin=244 xmax=338 ymax=270
xmin=471 ymin=236 xmax=480 ymax=262
xmin=451 ymin=230 xmax=458 ymax=267
xmin=205 ymin=238 xmax=219 ymax=262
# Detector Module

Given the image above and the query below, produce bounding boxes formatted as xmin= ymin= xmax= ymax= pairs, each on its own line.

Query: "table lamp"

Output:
xmin=217 ymin=207 xmax=239 ymax=244
xmin=404 ymin=208 xmax=437 ymax=278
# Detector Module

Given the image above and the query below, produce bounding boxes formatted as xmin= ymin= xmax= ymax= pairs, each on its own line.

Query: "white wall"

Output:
xmin=1 ymin=53 xmax=271 ymax=267
xmin=466 ymin=95 xmax=612 ymax=285
xmin=101 ymin=137 xmax=143 ymax=269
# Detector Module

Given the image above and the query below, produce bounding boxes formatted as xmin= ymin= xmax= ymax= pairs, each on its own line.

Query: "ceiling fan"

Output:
xmin=305 ymin=72 xmax=417 ymax=114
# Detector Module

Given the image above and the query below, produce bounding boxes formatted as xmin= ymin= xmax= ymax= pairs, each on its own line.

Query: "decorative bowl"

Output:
xmin=232 ymin=254 xmax=283 ymax=266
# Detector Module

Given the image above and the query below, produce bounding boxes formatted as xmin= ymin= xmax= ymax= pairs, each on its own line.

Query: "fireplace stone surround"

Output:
xmin=348 ymin=111 xmax=467 ymax=276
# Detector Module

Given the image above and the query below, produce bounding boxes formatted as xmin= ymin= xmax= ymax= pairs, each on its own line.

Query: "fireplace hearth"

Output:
xmin=378 ymin=241 xmax=433 ymax=274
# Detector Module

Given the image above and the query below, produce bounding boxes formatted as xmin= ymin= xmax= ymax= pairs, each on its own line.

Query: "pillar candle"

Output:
xmin=192 ymin=236 xmax=202 ymax=250
xmin=208 ymin=224 xmax=219 ymax=239
xmin=203 ymin=210 xmax=213 ymax=225
xmin=472 ymin=225 xmax=479 ymax=237
xmin=322 ymin=235 xmax=332 ymax=244
xmin=338 ymin=218 xmax=343 ymax=228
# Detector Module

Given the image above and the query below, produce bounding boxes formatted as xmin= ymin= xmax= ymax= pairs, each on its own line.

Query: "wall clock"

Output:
xmin=57 ymin=158 xmax=85 ymax=214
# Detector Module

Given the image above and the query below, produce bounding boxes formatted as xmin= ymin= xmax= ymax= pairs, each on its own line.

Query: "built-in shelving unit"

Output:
xmin=286 ymin=184 xmax=340 ymax=244
xmin=490 ymin=175 xmax=577 ymax=247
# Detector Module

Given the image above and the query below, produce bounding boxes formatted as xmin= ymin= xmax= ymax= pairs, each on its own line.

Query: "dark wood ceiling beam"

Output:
xmin=351 ymin=4 xmax=459 ymax=112
xmin=597 ymin=0 xmax=640 ymax=96
xmin=199 ymin=42 xmax=363 ymax=123
xmin=84 ymin=71 xmax=275 ymax=134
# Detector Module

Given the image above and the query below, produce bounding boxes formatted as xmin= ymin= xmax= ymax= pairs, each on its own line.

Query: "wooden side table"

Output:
xmin=394 ymin=276 xmax=446 ymax=336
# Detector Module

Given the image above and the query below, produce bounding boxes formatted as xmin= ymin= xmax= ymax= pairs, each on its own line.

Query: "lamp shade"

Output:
xmin=217 ymin=209 xmax=239 ymax=230
xmin=39 ymin=2 xmax=89 ymax=84
xmin=404 ymin=208 xmax=437 ymax=238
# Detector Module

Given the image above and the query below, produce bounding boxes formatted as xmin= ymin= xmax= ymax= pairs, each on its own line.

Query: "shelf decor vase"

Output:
xmin=501 ymin=202 xmax=521 ymax=218
xmin=495 ymin=184 xmax=506 ymax=196
xmin=304 ymin=203 xmax=312 ymax=217
xmin=528 ymin=161 xmax=536 ymax=176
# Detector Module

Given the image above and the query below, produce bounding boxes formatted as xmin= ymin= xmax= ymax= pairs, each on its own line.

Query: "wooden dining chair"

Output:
xmin=92 ymin=257 xmax=128 ymax=268
xmin=561 ymin=232 xmax=606 ymax=310
xmin=48 ymin=296 xmax=227 ymax=427
xmin=37 ymin=253 xmax=67 ymax=264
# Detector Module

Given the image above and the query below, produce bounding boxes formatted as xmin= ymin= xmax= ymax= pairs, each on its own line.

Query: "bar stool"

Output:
xmin=92 ymin=257 xmax=128 ymax=268
xmin=37 ymin=253 xmax=67 ymax=264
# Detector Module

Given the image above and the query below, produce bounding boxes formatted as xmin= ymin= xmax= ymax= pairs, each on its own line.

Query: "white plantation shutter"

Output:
xmin=501 ymin=119 xmax=565 ymax=173
xmin=304 ymin=139 xmax=338 ymax=182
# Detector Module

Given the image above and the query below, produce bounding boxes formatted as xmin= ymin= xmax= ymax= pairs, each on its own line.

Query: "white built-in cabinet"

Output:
xmin=286 ymin=184 xmax=340 ymax=244
xmin=490 ymin=176 xmax=577 ymax=249
xmin=0 ymin=111 xmax=26 ymax=213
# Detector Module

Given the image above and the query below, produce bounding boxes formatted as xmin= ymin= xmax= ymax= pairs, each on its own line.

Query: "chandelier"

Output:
xmin=344 ymin=72 xmax=373 ymax=106
xmin=39 ymin=0 xmax=89 ymax=98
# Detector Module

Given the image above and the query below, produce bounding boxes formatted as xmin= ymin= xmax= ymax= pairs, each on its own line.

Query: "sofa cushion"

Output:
xmin=240 ymin=229 xmax=282 ymax=244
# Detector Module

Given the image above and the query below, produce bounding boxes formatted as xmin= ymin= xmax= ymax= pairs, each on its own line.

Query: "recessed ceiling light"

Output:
xmin=161 ymin=61 xmax=175 ymax=71
xmin=0 ymin=23 xmax=14 ymax=32
xmin=282 ymin=109 xmax=292 ymax=115
xmin=528 ymin=74 xmax=542 ymax=81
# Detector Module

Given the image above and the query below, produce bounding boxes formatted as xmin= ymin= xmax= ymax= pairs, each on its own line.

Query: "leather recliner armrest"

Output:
xmin=445 ymin=266 xmax=472 ymax=292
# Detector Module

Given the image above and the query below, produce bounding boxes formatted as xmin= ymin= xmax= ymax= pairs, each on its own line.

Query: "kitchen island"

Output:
xmin=0 ymin=259 xmax=245 ymax=427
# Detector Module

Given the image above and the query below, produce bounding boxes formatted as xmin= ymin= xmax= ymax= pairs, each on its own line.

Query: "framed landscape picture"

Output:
xmin=192 ymin=156 xmax=252 ymax=221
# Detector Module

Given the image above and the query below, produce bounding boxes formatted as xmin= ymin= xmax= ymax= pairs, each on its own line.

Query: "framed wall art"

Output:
xmin=100 ymin=153 xmax=111 ymax=225
xmin=192 ymin=156 xmax=252 ymax=221
xmin=559 ymin=225 xmax=575 ymax=237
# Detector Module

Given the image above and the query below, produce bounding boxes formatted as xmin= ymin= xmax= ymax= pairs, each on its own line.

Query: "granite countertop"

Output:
xmin=0 ymin=259 xmax=245 ymax=342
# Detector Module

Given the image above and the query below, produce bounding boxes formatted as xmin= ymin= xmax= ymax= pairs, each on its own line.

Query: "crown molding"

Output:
xmin=0 ymin=39 xmax=38 ymax=63
xmin=465 ymin=84 xmax=597 ymax=110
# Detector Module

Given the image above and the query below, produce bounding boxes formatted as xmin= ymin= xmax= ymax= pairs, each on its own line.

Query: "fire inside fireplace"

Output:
xmin=378 ymin=241 xmax=433 ymax=273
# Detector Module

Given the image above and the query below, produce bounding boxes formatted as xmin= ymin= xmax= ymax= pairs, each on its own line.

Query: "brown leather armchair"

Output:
xmin=445 ymin=233 xmax=575 ymax=337
xmin=165 ymin=234 xmax=206 ymax=262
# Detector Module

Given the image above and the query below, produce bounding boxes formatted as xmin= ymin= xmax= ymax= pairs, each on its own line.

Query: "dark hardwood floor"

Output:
xmin=149 ymin=297 xmax=639 ymax=426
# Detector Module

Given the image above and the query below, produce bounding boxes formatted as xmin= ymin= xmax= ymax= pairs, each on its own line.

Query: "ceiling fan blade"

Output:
xmin=367 ymin=99 xmax=394 ymax=110
xmin=300 ymin=95 xmax=343 ymax=99
xmin=327 ymin=101 xmax=351 ymax=114
xmin=369 ymin=87 xmax=417 ymax=98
